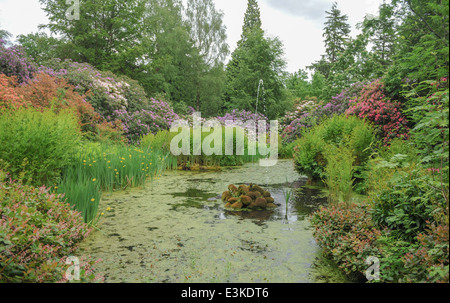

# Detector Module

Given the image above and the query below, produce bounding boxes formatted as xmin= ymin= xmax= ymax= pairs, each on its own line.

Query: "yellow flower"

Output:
xmin=91 ymin=198 xmax=95 ymax=202
xmin=114 ymin=169 xmax=118 ymax=171
xmin=107 ymin=161 xmax=111 ymax=164
xmin=101 ymin=212 xmax=105 ymax=216
xmin=106 ymin=207 xmax=111 ymax=211
xmin=92 ymin=178 xmax=97 ymax=182
xmin=93 ymin=160 xmax=96 ymax=163
xmin=83 ymin=160 xmax=86 ymax=163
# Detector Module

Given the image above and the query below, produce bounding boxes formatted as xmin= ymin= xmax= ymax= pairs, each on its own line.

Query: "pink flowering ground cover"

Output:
xmin=0 ymin=175 xmax=103 ymax=282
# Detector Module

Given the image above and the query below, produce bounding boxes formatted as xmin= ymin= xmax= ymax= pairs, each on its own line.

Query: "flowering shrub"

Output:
xmin=346 ymin=79 xmax=409 ymax=144
xmin=0 ymin=178 xmax=103 ymax=282
xmin=113 ymin=99 xmax=179 ymax=144
xmin=314 ymin=82 xmax=365 ymax=121
xmin=15 ymin=72 xmax=97 ymax=130
xmin=280 ymin=113 xmax=315 ymax=144
xmin=310 ymin=203 xmax=383 ymax=281
xmin=0 ymin=74 xmax=29 ymax=109
xmin=40 ymin=59 xmax=149 ymax=116
xmin=0 ymin=39 xmax=36 ymax=83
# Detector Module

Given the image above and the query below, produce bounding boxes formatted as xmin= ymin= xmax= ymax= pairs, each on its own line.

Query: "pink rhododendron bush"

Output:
xmin=346 ymin=79 xmax=410 ymax=144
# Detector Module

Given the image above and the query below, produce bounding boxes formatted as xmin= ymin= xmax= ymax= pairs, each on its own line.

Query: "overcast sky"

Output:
xmin=0 ymin=0 xmax=384 ymax=73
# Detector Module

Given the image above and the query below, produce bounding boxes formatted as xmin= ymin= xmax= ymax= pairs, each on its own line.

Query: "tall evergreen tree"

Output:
xmin=224 ymin=0 xmax=287 ymax=119
xmin=323 ymin=2 xmax=351 ymax=64
xmin=309 ymin=2 xmax=351 ymax=79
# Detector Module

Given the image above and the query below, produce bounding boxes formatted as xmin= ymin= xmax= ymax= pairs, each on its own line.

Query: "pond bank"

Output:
xmin=79 ymin=160 xmax=349 ymax=283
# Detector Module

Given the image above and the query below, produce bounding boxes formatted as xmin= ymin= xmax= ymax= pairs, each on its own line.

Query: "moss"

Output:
xmin=255 ymin=197 xmax=267 ymax=208
xmin=224 ymin=202 xmax=232 ymax=208
xmin=266 ymin=203 xmax=277 ymax=208
xmin=248 ymin=202 xmax=257 ymax=209
xmin=248 ymin=191 xmax=262 ymax=200
xmin=250 ymin=185 xmax=264 ymax=195
xmin=228 ymin=184 xmax=238 ymax=194
xmin=222 ymin=191 xmax=231 ymax=201
xmin=231 ymin=201 xmax=244 ymax=209
xmin=265 ymin=197 xmax=275 ymax=204
xmin=228 ymin=197 xmax=238 ymax=204
xmin=263 ymin=191 xmax=271 ymax=198
xmin=240 ymin=195 xmax=252 ymax=206
xmin=238 ymin=184 xmax=250 ymax=195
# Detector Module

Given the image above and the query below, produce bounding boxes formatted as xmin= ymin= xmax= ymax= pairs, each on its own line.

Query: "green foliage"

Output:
xmin=17 ymin=32 xmax=69 ymax=66
xmin=39 ymin=0 xmax=147 ymax=77
xmin=370 ymin=167 xmax=447 ymax=242
xmin=323 ymin=145 xmax=355 ymax=204
xmin=293 ymin=115 xmax=375 ymax=182
xmin=58 ymin=142 xmax=176 ymax=223
xmin=285 ymin=69 xmax=327 ymax=100
xmin=403 ymin=80 xmax=449 ymax=166
xmin=0 ymin=108 xmax=81 ymax=186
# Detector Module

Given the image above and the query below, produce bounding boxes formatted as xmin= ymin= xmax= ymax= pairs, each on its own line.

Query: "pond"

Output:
xmin=79 ymin=160 xmax=343 ymax=283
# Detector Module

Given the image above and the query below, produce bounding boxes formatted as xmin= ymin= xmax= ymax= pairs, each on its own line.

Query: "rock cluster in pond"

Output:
xmin=222 ymin=184 xmax=277 ymax=210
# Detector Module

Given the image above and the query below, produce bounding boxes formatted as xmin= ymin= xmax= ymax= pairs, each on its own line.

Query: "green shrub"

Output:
xmin=293 ymin=115 xmax=375 ymax=182
xmin=370 ymin=167 xmax=447 ymax=242
xmin=142 ymin=127 xmax=267 ymax=168
xmin=323 ymin=145 xmax=355 ymax=204
xmin=0 ymin=108 xmax=81 ymax=186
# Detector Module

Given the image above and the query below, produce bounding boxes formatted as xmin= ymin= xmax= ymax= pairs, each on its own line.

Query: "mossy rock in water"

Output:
xmin=222 ymin=191 xmax=231 ymax=201
xmin=228 ymin=184 xmax=238 ymax=194
xmin=222 ymin=184 xmax=275 ymax=211
xmin=250 ymin=185 xmax=264 ymax=195
xmin=240 ymin=195 xmax=252 ymax=206
xmin=231 ymin=201 xmax=244 ymax=209
xmin=255 ymin=197 xmax=267 ymax=208
xmin=238 ymin=184 xmax=250 ymax=195
xmin=248 ymin=191 xmax=262 ymax=200
xmin=265 ymin=197 xmax=275 ymax=204
xmin=248 ymin=202 xmax=257 ymax=209
xmin=228 ymin=197 xmax=238 ymax=203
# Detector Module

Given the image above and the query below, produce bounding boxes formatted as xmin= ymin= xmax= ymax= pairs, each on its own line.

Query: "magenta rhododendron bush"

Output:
xmin=346 ymin=79 xmax=410 ymax=144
